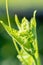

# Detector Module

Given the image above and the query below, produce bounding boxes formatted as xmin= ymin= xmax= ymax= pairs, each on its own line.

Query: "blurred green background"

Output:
xmin=0 ymin=0 xmax=43 ymax=65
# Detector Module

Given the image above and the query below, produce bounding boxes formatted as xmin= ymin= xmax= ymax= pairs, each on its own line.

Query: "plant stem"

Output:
xmin=6 ymin=0 xmax=11 ymax=27
xmin=13 ymin=38 xmax=29 ymax=65
xmin=12 ymin=37 xmax=20 ymax=54
xmin=24 ymin=47 xmax=37 ymax=65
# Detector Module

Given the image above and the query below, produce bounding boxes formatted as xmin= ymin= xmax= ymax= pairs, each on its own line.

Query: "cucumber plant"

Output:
xmin=0 ymin=0 xmax=41 ymax=65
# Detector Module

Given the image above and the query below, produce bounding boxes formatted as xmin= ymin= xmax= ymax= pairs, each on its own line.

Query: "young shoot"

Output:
xmin=0 ymin=0 xmax=41 ymax=65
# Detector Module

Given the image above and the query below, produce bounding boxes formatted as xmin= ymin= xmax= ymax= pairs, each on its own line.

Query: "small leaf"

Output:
xmin=15 ymin=14 xmax=21 ymax=30
xmin=21 ymin=17 xmax=29 ymax=31
xmin=30 ymin=10 xmax=37 ymax=28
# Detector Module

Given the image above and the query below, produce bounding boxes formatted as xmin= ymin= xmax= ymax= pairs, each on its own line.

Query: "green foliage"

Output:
xmin=0 ymin=11 xmax=40 ymax=65
xmin=0 ymin=0 xmax=41 ymax=65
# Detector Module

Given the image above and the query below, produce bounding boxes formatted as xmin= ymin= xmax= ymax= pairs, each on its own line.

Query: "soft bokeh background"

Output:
xmin=0 ymin=0 xmax=43 ymax=65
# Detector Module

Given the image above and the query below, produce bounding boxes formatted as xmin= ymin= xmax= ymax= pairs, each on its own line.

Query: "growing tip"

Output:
xmin=33 ymin=10 xmax=37 ymax=18
xmin=15 ymin=14 xmax=18 ymax=18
